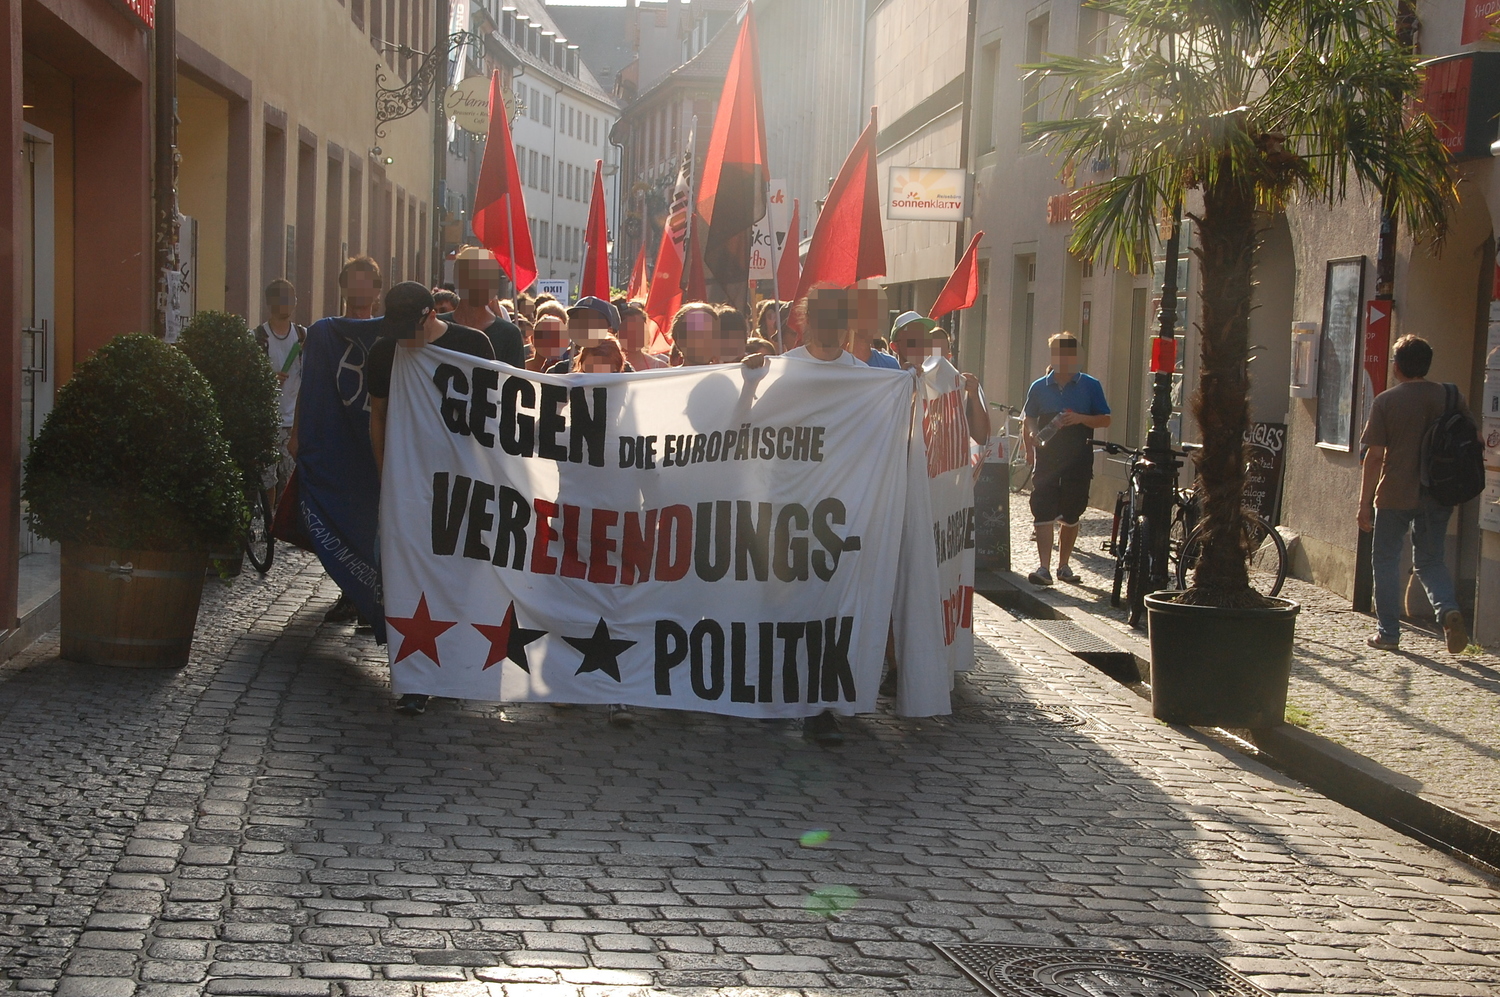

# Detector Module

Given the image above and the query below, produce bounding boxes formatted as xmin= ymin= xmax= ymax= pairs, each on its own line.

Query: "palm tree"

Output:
xmin=1026 ymin=0 xmax=1453 ymax=607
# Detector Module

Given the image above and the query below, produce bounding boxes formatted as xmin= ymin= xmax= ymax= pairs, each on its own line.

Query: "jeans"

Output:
xmin=1372 ymin=498 xmax=1459 ymax=643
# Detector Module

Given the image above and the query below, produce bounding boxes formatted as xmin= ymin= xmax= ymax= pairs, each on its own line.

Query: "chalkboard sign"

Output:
xmin=974 ymin=460 xmax=1010 ymax=572
xmin=1243 ymin=421 xmax=1287 ymax=525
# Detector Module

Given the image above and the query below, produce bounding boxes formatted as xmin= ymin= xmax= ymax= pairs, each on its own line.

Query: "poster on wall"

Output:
xmin=1315 ymin=257 xmax=1366 ymax=451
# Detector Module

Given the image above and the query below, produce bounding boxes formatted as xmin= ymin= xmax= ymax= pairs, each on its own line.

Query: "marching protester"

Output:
xmin=846 ymin=291 xmax=902 ymax=369
xmin=673 ymin=302 xmax=739 ymax=366
xmin=892 ymin=312 xmax=991 ymax=444
xmin=433 ymin=289 xmax=459 ymax=315
xmin=620 ymin=303 xmax=669 ymax=370
xmin=754 ymin=298 xmax=785 ymax=344
xmin=339 ymin=255 xmax=383 ymax=320
xmin=545 ymin=296 xmax=621 ymax=374
xmin=364 ymin=281 xmax=495 ymax=716
xmin=529 ymin=303 xmax=569 ymax=371
xmin=781 ymin=287 xmax=866 ymax=366
xmin=451 ymin=245 xmax=527 ymax=367
xmin=743 ymin=336 xmax=778 ymax=359
xmin=255 ymin=279 xmax=304 ymax=504
xmin=1359 ymin=334 xmax=1473 ymax=654
xmin=1023 ymin=332 xmax=1111 ymax=587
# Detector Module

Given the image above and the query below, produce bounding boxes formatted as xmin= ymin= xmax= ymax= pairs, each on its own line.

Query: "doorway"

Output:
xmin=20 ymin=126 xmax=57 ymax=559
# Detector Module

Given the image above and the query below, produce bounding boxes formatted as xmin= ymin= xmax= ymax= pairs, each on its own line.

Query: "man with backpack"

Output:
xmin=256 ymin=278 xmax=304 ymax=501
xmin=1358 ymin=335 xmax=1483 ymax=654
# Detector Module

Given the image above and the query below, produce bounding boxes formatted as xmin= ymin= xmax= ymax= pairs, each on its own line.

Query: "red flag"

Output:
xmin=695 ymin=8 xmax=769 ymax=304
xmin=929 ymin=231 xmax=984 ymax=319
xmin=625 ymin=237 xmax=649 ymax=300
xmin=581 ymin=160 xmax=610 ymax=299
xmin=775 ymin=197 xmax=800 ymax=299
xmin=793 ymin=108 xmax=885 ymax=305
xmin=471 ymin=71 xmax=536 ymax=294
xmin=643 ymin=223 xmax=680 ymax=349
xmin=684 ymin=228 xmax=708 ymax=301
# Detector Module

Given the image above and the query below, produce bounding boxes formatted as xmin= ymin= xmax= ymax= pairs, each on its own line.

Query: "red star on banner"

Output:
xmin=386 ymin=594 xmax=457 ymax=665
xmin=475 ymin=603 xmax=547 ymax=672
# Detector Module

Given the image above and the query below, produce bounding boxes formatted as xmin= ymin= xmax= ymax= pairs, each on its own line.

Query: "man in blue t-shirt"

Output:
xmin=1023 ymin=333 xmax=1111 ymax=586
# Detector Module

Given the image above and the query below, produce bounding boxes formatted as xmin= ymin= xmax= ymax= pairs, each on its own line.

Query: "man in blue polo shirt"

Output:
xmin=1023 ymin=333 xmax=1111 ymax=586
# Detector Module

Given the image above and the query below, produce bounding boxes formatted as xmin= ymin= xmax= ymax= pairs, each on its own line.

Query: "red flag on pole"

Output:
xmin=471 ymin=71 xmax=536 ymax=294
xmin=625 ymin=237 xmax=649 ymax=300
xmin=929 ymin=231 xmax=984 ymax=319
xmin=775 ymin=197 xmax=800 ymax=300
xmin=646 ymin=137 xmax=694 ymax=336
xmin=581 ymin=160 xmax=610 ymax=299
xmin=695 ymin=8 xmax=768 ymax=304
xmin=792 ymin=108 xmax=885 ymax=305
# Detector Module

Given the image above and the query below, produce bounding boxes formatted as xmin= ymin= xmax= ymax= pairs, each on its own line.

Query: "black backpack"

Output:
xmin=1420 ymin=383 xmax=1484 ymax=506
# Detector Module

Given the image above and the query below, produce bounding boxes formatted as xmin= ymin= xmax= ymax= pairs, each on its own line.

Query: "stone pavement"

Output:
xmin=0 ymin=551 xmax=1496 ymax=996
xmin=1009 ymin=505 xmax=1500 ymax=829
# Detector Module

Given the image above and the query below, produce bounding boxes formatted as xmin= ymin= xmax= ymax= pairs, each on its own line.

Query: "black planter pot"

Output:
xmin=1145 ymin=591 xmax=1300 ymax=728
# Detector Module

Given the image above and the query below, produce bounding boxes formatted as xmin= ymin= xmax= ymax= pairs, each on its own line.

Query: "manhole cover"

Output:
xmin=938 ymin=944 xmax=1273 ymax=997
xmin=943 ymin=703 xmax=1088 ymax=728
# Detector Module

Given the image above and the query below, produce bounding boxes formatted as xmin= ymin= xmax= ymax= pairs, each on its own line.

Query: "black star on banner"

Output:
xmin=473 ymin=603 xmax=547 ymax=673
xmin=563 ymin=618 xmax=637 ymax=683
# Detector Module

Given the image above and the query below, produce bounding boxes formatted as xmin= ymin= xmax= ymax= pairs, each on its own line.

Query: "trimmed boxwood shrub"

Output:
xmin=23 ymin=334 xmax=245 ymax=551
xmin=176 ymin=310 xmax=279 ymax=489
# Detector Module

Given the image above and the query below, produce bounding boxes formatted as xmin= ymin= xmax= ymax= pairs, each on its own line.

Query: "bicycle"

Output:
xmin=989 ymin=402 xmax=1033 ymax=493
xmin=1095 ymin=439 xmax=1288 ymax=628
xmin=243 ymin=484 xmax=275 ymax=574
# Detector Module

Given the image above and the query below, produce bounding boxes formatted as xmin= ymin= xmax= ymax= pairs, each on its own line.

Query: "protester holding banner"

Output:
xmin=451 ymin=246 xmax=527 ymax=368
xmin=620 ymin=304 xmax=669 ymax=371
xmin=545 ymin=297 xmax=621 ymax=375
xmin=1023 ymin=333 xmax=1111 ymax=587
xmin=892 ymin=313 xmax=991 ymax=444
xmin=672 ymin=303 xmax=738 ymax=366
xmin=529 ymin=303 xmax=569 ymax=371
xmin=783 ymin=287 xmax=867 ymax=367
xmin=364 ymin=282 xmax=495 ymax=716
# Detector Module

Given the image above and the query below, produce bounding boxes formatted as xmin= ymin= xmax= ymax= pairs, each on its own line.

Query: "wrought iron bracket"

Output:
xmin=376 ymin=31 xmax=484 ymax=139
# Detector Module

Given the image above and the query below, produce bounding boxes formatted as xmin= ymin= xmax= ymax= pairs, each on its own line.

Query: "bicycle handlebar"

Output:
xmin=1088 ymin=439 xmax=1195 ymax=460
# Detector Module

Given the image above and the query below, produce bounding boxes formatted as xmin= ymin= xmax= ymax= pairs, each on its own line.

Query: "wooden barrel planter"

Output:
xmin=60 ymin=543 xmax=209 ymax=669
xmin=206 ymin=549 xmax=244 ymax=578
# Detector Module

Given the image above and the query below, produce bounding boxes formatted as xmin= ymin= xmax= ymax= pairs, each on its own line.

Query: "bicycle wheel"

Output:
xmin=1175 ymin=514 xmax=1287 ymax=598
xmin=1126 ymin=514 xmax=1151 ymax=628
xmin=1110 ymin=494 xmax=1131 ymax=608
xmin=244 ymin=489 xmax=275 ymax=574
xmin=1010 ymin=457 xmax=1032 ymax=494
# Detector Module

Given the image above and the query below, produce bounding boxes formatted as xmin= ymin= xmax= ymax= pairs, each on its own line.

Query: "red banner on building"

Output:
xmin=123 ymin=0 xmax=155 ymax=27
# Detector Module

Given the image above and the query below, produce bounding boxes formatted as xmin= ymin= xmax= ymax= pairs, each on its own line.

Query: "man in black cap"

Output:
xmin=365 ymin=281 xmax=495 ymax=716
xmin=545 ymin=296 xmax=620 ymax=374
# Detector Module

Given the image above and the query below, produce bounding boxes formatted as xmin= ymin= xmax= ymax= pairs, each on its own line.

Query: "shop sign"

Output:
xmin=1243 ymin=422 xmax=1288 ymax=525
xmin=445 ymin=76 xmax=519 ymax=134
xmin=1046 ymin=191 xmax=1075 ymax=225
xmin=887 ymin=167 xmax=965 ymax=221
xmin=1463 ymin=0 xmax=1500 ymax=44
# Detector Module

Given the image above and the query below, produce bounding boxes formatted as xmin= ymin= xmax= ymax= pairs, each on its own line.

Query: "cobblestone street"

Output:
xmin=1008 ymin=505 xmax=1500 ymax=828
xmin=0 ymin=552 xmax=1497 ymax=996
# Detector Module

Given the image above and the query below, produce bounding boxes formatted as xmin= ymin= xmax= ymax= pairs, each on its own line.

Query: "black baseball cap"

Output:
xmin=567 ymin=295 xmax=620 ymax=332
xmin=380 ymin=281 xmax=435 ymax=338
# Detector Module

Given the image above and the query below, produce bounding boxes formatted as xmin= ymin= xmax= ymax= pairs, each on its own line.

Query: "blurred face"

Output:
xmin=621 ymin=313 xmax=648 ymax=350
xmin=456 ymin=258 xmax=501 ymax=302
xmin=679 ymin=308 xmax=725 ymax=365
xmin=896 ymin=326 xmax=949 ymax=367
xmin=848 ymin=288 xmax=885 ymax=343
xmin=579 ymin=341 xmax=625 ymax=373
xmin=343 ymin=270 xmax=381 ymax=312
xmin=568 ymin=312 xmax=613 ymax=352
xmin=266 ymin=287 xmax=295 ymax=322
xmin=533 ymin=316 xmax=566 ymax=359
xmin=1051 ymin=341 xmax=1080 ymax=379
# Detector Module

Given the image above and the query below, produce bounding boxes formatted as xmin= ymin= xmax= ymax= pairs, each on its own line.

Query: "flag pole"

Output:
xmin=684 ymin=116 xmax=699 ymax=301
xmin=767 ymin=178 xmax=784 ymax=352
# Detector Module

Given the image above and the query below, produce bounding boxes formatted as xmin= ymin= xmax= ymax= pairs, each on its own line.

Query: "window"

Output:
xmin=573 ymin=227 xmax=581 ymax=263
xmin=569 ymin=163 xmax=577 ymax=200
xmin=528 ymin=149 xmax=539 ymax=187
xmin=542 ymin=155 xmax=552 ymax=192
xmin=974 ymin=41 xmax=1000 ymax=154
xmin=516 ymin=145 xmax=526 ymax=185
xmin=543 ymin=95 xmax=552 ymax=127
xmin=557 ymin=160 xmax=565 ymax=195
xmin=1078 ymin=7 xmax=1106 ymax=56
xmin=1023 ymin=14 xmax=1049 ymax=128
xmin=351 ymin=0 xmax=364 ymax=30
xmin=530 ymin=87 xmax=540 ymax=121
xmin=539 ymin=221 xmax=549 ymax=258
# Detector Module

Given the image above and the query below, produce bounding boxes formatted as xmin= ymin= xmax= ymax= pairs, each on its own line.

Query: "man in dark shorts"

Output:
xmin=365 ymin=281 xmax=495 ymax=715
xmin=1023 ymin=333 xmax=1111 ymax=586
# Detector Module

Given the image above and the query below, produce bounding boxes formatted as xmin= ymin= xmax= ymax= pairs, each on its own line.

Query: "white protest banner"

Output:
xmin=893 ymin=359 xmax=974 ymax=684
xmin=380 ymin=347 xmax=953 ymax=717
xmin=749 ymin=180 xmax=788 ymax=281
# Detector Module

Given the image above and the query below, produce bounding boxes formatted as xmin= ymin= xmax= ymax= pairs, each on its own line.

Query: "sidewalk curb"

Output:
xmin=975 ymin=568 xmax=1500 ymax=875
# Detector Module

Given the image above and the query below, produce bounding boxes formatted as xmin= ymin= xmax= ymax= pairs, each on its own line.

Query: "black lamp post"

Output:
xmin=1141 ymin=200 xmax=1183 ymax=592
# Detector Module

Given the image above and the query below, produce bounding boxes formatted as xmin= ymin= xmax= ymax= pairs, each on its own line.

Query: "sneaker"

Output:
xmin=1027 ymin=569 xmax=1053 ymax=587
xmin=1056 ymin=564 xmax=1080 ymax=584
xmin=804 ymin=711 xmax=844 ymax=746
xmin=395 ymin=694 xmax=429 ymax=715
xmin=324 ymin=594 xmax=359 ymax=623
xmin=1366 ymin=635 xmax=1400 ymax=652
xmin=1443 ymin=610 xmax=1470 ymax=655
xmin=608 ymin=703 xmax=635 ymax=727
xmin=878 ymin=665 xmax=898 ymax=698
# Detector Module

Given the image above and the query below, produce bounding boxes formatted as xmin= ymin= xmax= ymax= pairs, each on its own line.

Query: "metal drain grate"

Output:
xmin=942 ymin=702 xmax=1088 ymax=728
xmin=1025 ymin=618 xmax=1142 ymax=684
xmin=938 ymin=943 xmax=1274 ymax=997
